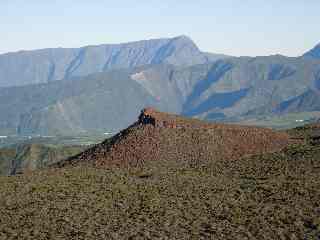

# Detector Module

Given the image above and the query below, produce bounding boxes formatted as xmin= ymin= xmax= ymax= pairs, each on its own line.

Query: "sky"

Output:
xmin=1 ymin=0 xmax=319 ymax=56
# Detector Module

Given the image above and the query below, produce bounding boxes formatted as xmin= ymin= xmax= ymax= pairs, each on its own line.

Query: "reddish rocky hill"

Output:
xmin=56 ymin=108 xmax=290 ymax=168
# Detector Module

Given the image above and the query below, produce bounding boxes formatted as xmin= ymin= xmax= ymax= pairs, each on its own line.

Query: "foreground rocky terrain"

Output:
xmin=0 ymin=110 xmax=319 ymax=239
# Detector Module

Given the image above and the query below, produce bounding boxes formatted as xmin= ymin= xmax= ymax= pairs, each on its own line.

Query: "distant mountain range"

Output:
xmin=0 ymin=36 xmax=320 ymax=135
xmin=0 ymin=36 xmax=227 ymax=88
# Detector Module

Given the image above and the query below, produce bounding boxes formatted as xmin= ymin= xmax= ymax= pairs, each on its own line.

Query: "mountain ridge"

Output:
xmin=0 ymin=35 xmax=226 ymax=88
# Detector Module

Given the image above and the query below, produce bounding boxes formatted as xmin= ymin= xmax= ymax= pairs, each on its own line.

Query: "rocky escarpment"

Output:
xmin=138 ymin=107 xmax=214 ymax=128
xmin=56 ymin=108 xmax=290 ymax=168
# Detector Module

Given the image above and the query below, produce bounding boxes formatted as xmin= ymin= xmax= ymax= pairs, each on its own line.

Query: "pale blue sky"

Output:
xmin=1 ymin=0 xmax=319 ymax=56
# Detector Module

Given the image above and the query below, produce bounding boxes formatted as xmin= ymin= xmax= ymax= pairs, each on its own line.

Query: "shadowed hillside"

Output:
xmin=0 ymin=143 xmax=86 ymax=175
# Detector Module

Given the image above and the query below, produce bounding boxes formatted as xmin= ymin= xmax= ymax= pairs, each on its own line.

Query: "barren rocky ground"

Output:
xmin=58 ymin=108 xmax=290 ymax=168
xmin=0 ymin=110 xmax=319 ymax=239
